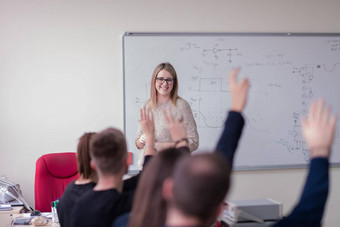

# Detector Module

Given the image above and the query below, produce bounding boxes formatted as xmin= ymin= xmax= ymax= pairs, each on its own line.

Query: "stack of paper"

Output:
xmin=220 ymin=198 xmax=282 ymax=224
xmin=0 ymin=203 xmax=12 ymax=211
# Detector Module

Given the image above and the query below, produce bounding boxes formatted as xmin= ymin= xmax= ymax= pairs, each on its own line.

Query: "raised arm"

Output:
xmin=122 ymin=107 xmax=155 ymax=190
xmin=215 ymin=68 xmax=250 ymax=164
xmin=274 ymin=99 xmax=337 ymax=226
xmin=163 ymin=107 xmax=190 ymax=151
xmin=301 ymin=99 xmax=337 ymax=159
xmin=139 ymin=106 xmax=156 ymax=157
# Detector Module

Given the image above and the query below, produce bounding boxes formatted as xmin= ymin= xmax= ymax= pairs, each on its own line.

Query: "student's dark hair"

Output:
xmin=172 ymin=153 xmax=231 ymax=225
xmin=77 ymin=132 xmax=97 ymax=180
xmin=90 ymin=127 xmax=127 ymax=175
xmin=128 ymin=148 xmax=190 ymax=227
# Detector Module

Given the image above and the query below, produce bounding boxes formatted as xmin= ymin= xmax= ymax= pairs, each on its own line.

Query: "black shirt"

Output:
xmin=70 ymin=155 xmax=152 ymax=227
xmin=58 ymin=181 xmax=96 ymax=227
xmin=70 ymin=187 xmax=135 ymax=227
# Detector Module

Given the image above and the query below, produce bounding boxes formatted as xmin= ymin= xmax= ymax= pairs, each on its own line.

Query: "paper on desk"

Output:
xmin=0 ymin=203 xmax=12 ymax=211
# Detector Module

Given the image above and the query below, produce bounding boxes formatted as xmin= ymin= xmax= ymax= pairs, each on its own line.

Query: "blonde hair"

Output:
xmin=150 ymin=62 xmax=179 ymax=109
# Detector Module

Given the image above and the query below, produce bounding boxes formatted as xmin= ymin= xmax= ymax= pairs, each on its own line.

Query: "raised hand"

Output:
xmin=138 ymin=106 xmax=155 ymax=155
xmin=302 ymin=99 xmax=337 ymax=159
xmin=229 ymin=68 xmax=250 ymax=112
xmin=163 ymin=107 xmax=187 ymax=147
xmin=139 ymin=106 xmax=154 ymax=139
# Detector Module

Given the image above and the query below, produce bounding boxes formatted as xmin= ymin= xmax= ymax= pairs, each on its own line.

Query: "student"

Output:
xmin=70 ymin=107 xmax=156 ymax=227
xmin=135 ymin=62 xmax=199 ymax=168
xmin=162 ymin=68 xmax=249 ymax=227
xmin=273 ymin=99 xmax=337 ymax=227
xmin=58 ymin=132 xmax=97 ymax=227
xmin=163 ymin=152 xmax=231 ymax=227
xmin=127 ymin=68 xmax=249 ymax=227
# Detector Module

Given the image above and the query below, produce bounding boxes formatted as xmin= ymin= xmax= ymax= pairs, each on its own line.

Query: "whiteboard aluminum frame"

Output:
xmin=123 ymin=32 xmax=340 ymax=171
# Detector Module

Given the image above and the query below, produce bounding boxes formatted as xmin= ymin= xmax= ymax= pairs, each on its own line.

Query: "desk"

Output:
xmin=222 ymin=219 xmax=276 ymax=227
xmin=0 ymin=213 xmax=60 ymax=227
xmin=10 ymin=214 xmax=60 ymax=227
xmin=0 ymin=206 xmax=24 ymax=227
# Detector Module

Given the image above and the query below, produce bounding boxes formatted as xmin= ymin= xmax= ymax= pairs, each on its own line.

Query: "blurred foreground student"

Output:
xmin=162 ymin=69 xmax=249 ymax=227
xmin=273 ymin=99 xmax=337 ymax=227
xmin=58 ymin=132 xmax=97 ymax=227
xmin=70 ymin=108 xmax=156 ymax=227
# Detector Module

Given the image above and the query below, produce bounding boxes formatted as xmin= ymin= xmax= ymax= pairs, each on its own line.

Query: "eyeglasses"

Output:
xmin=156 ymin=77 xmax=174 ymax=85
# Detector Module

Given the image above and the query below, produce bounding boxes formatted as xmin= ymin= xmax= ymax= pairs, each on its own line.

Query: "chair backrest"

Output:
xmin=34 ymin=152 xmax=79 ymax=212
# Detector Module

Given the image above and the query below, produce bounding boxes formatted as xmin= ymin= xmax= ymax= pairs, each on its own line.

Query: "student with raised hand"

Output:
xmin=58 ymin=132 xmax=97 ymax=227
xmin=273 ymin=99 xmax=337 ymax=227
xmin=70 ymin=107 xmax=156 ymax=227
xmin=162 ymin=68 xmax=250 ymax=227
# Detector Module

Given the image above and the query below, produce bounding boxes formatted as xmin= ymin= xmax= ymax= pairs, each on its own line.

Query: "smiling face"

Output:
xmin=155 ymin=69 xmax=174 ymax=98
xmin=150 ymin=62 xmax=179 ymax=108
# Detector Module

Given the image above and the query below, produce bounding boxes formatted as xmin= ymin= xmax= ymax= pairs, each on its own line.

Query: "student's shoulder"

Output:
xmin=75 ymin=189 xmax=118 ymax=208
xmin=66 ymin=181 xmax=95 ymax=195
xmin=76 ymin=182 xmax=96 ymax=193
xmin=63 ymin=181 xmax=76 ymax=191
xmin=75 ymin=189 xmax=95 ymax=203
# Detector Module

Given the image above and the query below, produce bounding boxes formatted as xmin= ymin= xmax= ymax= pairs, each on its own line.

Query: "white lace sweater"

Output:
xmin=136 ymin=97 xmax=199 ymax=168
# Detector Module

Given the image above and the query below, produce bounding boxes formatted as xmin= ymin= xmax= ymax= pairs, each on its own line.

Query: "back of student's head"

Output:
xmin=77 ymin=132 xmax=97 ymax=181
xmin=128 ymin=148 xmax=190 ymax=227
xmin=90 ymin=127 xmax=127 ymax=175
xmin=172 ymin=153 xmax=231 ymax=225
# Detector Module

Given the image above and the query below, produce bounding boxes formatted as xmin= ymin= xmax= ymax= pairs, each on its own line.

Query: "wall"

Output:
xmin=0 ymin=0 xmax=339 ymax=225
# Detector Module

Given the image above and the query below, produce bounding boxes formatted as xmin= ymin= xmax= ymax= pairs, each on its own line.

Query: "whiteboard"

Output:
xmin=123 ymin=32 xmax=340 ymax=171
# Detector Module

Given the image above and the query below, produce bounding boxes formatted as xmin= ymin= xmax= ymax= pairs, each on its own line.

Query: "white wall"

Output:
xmin=0 ymin=0 xmax=339 ymax=225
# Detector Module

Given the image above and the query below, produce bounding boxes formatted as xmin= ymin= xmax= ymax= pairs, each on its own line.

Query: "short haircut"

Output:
xmin=172 ymin=153 xmax=231 ymax=224
xmin=77 ymin=132 xmax=97 ymax=180
xmin=90 ymin=127 xmax=127 ymax=175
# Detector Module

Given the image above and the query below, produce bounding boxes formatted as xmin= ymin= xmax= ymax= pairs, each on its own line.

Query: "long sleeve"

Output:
xmin=215 ymin=111 xmax=245 ymax=166
xmin=273 ymin=158 xmax=329 ymax=227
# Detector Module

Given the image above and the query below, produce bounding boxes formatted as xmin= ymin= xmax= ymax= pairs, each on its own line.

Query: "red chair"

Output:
xmin=34 ymin=152 xmax=79 ymax=212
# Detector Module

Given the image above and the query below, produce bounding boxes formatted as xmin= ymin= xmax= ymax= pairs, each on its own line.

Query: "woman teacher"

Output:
xmin=135 ymin=62 xmax=199 ymax=168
